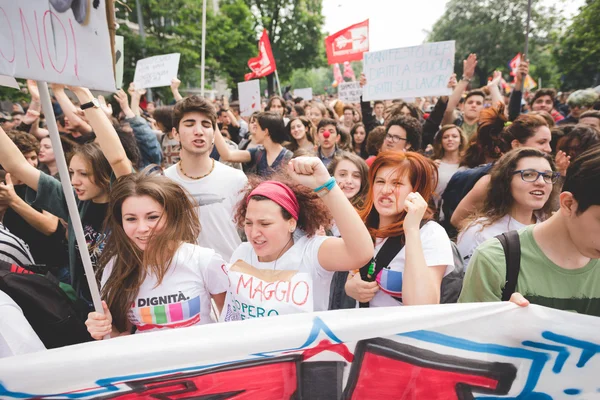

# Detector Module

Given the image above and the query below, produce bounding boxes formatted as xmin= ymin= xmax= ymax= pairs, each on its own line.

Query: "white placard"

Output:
xmin=338 ymin=81 xmax=362 ymax=103
xmin=0 ymin=75 xmax=19 ymax=89
xmin=0 ymin=0 xmax=116 ymax=92
xmin=114 ymin=36 xmax=124 ymax=89
xmin=294 ymin=87 xmax=313 ymax=100
xmin=2 ymin=304 xmax=599 ymax=397
xmin=363 ymin=41 xmax=455 ymax=101
xmin=237 ymin=79 xmax=261 ymax=117
xmin=133 ymin=53 xmax=181 ymax=89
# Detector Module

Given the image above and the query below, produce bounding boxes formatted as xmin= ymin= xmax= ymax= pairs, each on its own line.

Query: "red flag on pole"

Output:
xmin=325 ymin=19 xmax=369 ymax=65
xmin=245 ymin=30 xmax=277 ymax=81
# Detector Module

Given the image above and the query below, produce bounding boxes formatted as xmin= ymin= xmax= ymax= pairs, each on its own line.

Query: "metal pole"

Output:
xmin=135 ymin=0 xmax=153 ymax=102
xmin=201 ymin=0 xmax=207 ymax=97
xmin=519 ymin=0 xmax=532 ymax=92
xmin=38 ymin=82 xmax=106 ymax=325
xmin=274 ymin=70 xmax=283 ymax=97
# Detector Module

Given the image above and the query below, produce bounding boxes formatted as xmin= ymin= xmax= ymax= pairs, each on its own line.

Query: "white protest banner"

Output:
xmin=363 ymin=41 xmax=455 ymax=101
xmin=0 ymin=0 xmax=115 ymax=92
xmin=115 ymin=35 xmax=124 ymax=89
xmin=0 ymin=75 xmax=19 ymax=90
xmin=2 ymin=303 xmax=599 ymax=398
xmin=238 ymin=79 xmax=261 ymax=117
xmin=338 ymin=81 xmax=362 ymax=103
xmin=133 ymin=53 xmax=181 ymax=89
xmin=294 ymin=87 xmax=313 ymax=100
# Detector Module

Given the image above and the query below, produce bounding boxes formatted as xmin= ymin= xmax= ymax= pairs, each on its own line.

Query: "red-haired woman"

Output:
xmin=345 ymin=151 xmax=455 ymax=306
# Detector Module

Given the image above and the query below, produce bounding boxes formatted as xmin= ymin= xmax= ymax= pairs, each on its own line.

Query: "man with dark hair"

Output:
xmin=164 ymin=96 xmax=247 ymax=261
xmin=460 ymin=145 xmax=600 ymax=316
xmin=578 ymin=110 xmax=600 ymax=131
xmin=10 ymin=112 xmax=24 ymax=127
xmin=229 ymin=100 xmax=248 ymax=139
xmin=558 ymin=89 xmax=599 ymax=126
xmin=383 ymin=116 xmax=422 ymax=152
xmin=530 ymin=89 xmax=564 ymax=123
xmin=316 ymin=118 xmax=342 ymax=167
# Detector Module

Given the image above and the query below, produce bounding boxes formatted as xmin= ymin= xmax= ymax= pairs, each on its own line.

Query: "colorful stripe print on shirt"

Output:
xmin=131 ymin=293 xmax=201 ymax=331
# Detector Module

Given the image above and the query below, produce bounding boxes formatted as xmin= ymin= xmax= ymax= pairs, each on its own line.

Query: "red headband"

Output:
xmin=247 ymin=181 xmax=300 ymax=221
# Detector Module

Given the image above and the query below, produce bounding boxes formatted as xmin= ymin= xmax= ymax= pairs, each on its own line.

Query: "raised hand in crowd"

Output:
xmin=128 ymin=82 xmax=146 ymax=117
xmin=97 ymin=95 xmax=113 ymax=119
xmin=514 ymin=55 xmax=530 ymax=89
xmin=114 ymin=89 xmax=135 ymax=119
xmin=555 ymin=150 xmax=570 ymax=176
xmin=487 ymin=70 xmax=504 ymax=107
xmin=51 ymin=83 xmax=93 ymax=134
xmin=171 ymin=77 xmax=183 ymax=101
xmin=442 ymin=53 xmax=477 ymax=125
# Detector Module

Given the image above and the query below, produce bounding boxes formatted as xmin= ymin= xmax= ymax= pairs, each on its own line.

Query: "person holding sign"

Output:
xmin=85 ymin=171 xmax=228 ymax=339
xmin=220 ymin=157 xmax=373 ymax=321
xmin=0 ymin=86 xmax=132 ymax=304
xmin=344 ymin=151 xmax=455 ymax=307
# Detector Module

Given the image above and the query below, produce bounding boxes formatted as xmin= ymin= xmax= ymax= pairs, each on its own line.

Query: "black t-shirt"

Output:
xmin=3 ymin=185 xmax=68 ymax=271
xmin=217 ymin=123 xmax=241 ymax=144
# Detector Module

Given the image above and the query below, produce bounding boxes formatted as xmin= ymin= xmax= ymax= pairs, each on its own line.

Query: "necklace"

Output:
xmin=178 ymin=158 xmax=215 ymax=180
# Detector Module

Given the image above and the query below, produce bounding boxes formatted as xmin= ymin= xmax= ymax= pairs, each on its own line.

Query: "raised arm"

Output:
xmin=213 ymin=125 xmax=252 ymax=163
xmin=128 ymin=83 xmax=145 ymax=117
xmin=288 ymin=157 xmax=373 ymax=272
xmin=50 ymin=84 xmax=93 ymax=134
xmin=0 ymin=126 xmax=41 ymax=191
xmin=222 ymin=96 xmax=239 ymax=128
xmin=508 ymin=59 xmax=529 ymax=121
xmin=442 ymin=54 xmax=477 ymax=126
xmin=171 ymin=78 xmax=183 ymax=102
xmin=487 ymin=70 xmax=504 ymax=107
xmin=69 ymin=87 xmax=132 ymax=178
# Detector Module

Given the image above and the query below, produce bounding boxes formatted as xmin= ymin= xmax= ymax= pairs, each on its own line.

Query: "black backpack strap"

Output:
xmin=497 ymin=230 xmax=522 ymax=301
xmin=358 ymin=235 xmax=404 ymax=308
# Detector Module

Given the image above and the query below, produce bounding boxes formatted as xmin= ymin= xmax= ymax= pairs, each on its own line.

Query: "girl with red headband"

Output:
xmin=345 ymin=151 xmax=455 ymax=307
xmin=220 ymin=157 xmax=374 ymax=321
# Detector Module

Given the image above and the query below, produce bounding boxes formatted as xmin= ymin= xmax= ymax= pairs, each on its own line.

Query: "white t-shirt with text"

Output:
xmin=164 ymin=161 xmax=247 ymax=261
xmin=101 ymin=243 xmax=229 ymax=333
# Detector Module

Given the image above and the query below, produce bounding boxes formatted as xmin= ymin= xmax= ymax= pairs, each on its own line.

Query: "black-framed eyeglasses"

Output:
xmin=385 ymin=134 xmax=407 ymax=143
xmin=512 ymin=169 xmax=560 ymax=184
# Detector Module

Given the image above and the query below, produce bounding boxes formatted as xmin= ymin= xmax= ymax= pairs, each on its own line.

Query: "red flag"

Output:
xmin=333 ymin=64 xmax=343 ymax=84
xmin=325 ymin=19 xmax=369 ymax=65
xmin=508 ymin=53 xmax=521 ymax=77
xmin=343 ymin=61 xmax=356 ymax=81
xmin=245 ymin=30 xmax=277 ymax=81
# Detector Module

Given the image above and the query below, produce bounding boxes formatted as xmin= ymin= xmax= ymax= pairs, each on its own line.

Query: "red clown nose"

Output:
xmin=323 ymin=130 xmax=331 ymax=139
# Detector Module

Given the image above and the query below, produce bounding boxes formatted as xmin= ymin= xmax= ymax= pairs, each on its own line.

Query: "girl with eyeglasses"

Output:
xmin=457 ymin=148 xmax=559 ymax=266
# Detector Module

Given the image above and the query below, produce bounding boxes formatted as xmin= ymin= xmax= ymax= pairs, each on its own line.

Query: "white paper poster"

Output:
xmin=363 ymin=41 xmax=455 ymax=101
xmin=0 ymin=0 xmax=116 ymax=92
xmin=237 ymin=79 xmax=261 ymax=117
xmin=1 ymin=303 xmax=599 ymax=398
xmin=133 ymin=53 xmax=181 ymax=89
xmin=338 ymin=81 xmax=362 ymax=103
xmin=114 ymin=35 xmax=124 ymax=89
xmin=294 ymin=87 xmax=313 ymax=100
xmin=0 ymin=75 xmax=19 ymax=90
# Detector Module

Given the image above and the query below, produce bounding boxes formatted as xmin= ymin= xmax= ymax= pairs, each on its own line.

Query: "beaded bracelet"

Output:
xmin=313 ymin=177 xmax=336 ymax=198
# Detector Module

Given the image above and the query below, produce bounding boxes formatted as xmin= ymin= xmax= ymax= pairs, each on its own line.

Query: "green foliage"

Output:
xmin=428 ymin=0 xmax=563 ymax=88
xmin=553 ymin=0 xmax=600 ymax=90
xmin=243 ymin=0 xmax=326 ymax=94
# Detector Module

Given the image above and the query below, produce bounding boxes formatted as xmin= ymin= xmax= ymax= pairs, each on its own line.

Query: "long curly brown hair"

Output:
xmin=234 ymin=172 xmax=332 ymax=236
xmin=461 ymin=104 xmax=507 ymax=168
xmin=99 ymin=169 xmax=200 ymax=332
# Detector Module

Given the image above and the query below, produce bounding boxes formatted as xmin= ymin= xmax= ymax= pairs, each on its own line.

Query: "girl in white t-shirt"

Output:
xmin=458 ymin=148 xmax=559 ymax=266
xmin=86 ymin=171 xmax=228 ymax=339
xmin=345 ymin=151 xmax=455 ymax=307
xmin=220 ymin=157 xmax=373 ymax=321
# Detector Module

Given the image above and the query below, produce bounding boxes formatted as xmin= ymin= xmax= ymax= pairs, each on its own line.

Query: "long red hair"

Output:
xmin=359 ymin=151 xmax=438 ymax=239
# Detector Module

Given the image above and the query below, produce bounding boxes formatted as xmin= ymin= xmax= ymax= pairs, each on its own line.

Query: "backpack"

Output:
xmin=496 ymin=230 xmax=522 ymax=301
xmin=358 ymin=226 xmax=465 ymax=307
xmin=441 ymin=163 xmax=494 ymax=236
xmin=0 ymin=261 xmax=93 ymax=349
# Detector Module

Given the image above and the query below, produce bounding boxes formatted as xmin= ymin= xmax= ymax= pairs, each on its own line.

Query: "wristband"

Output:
xmin=313 ymin=177 xmax=336 ymax=198
xmin=461 ymin=75 xmax=472 ymax=83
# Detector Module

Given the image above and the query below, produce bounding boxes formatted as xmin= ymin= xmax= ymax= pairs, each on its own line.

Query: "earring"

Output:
xmin=289 ymin=226 xmax=296 ymax=232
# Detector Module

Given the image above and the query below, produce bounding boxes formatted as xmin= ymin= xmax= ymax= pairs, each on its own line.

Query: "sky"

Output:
xmin=322 ymin=0 xmax=586 ymax=52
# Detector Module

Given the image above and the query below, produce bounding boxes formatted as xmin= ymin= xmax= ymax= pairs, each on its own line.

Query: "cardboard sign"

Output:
xmin=363 ymin=41 xmax=455 ymax=101
xmin=2 ymin=303 xmax=599 ymax=398
xmin=133 ymin=53 xmax=181 ymax=89
xmin=0 ymin=0 xmax=116 ymax=92
xmin=338 ymin=81 xmax=362 ymax=103
xmin=237 ymin=79 xmax=261 ymax=117
xmin=114 ymin=35 xmax=124 ymax=89
xmin=293 ymin=88 xmax=313 ymax=101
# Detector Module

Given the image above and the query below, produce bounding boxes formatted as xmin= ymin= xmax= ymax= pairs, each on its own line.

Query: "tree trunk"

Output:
xmin=267 ymin=74 xmax=275 ymax=96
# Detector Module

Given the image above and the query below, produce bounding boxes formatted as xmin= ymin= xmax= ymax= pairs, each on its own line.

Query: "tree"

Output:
xmin=244 ymin=0 xmax=326 ymax=95
xmin=428 ymin=0 xmax=563 ymax=88
xmin=553 ymin=0 xmax=600 ymax=90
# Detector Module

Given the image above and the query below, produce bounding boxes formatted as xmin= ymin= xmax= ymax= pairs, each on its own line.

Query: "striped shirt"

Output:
xmin=0 ymin=223 xmax=34 ymax=267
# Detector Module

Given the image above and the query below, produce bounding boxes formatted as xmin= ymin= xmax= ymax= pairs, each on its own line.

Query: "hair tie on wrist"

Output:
xmin=504 ymin=121 xmax=512 ymax=127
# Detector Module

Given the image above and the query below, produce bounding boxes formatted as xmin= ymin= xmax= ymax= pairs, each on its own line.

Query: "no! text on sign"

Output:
xmin=363 ymin=41 xmax=455 ymax=101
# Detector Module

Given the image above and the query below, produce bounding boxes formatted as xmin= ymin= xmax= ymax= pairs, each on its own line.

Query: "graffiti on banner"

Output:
xmin=338 ymin=81 xmax=362 ymax=103
xmin=1 ymin=303 xmax=599 ymax=398
xmin=133 ymin=53 xmax=181 ymax=89
xmin=0 ymin=0 xmax=115 ymax=91
xmin=363 ymin=41 xmax=455 ymax=101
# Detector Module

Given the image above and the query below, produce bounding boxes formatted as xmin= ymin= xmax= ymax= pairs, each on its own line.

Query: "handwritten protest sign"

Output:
xmin=0 ymin=75 xmax=19 ymax=90
xmin=238 ymin=79 xmax=261 ymax=117
xmin=294 ymin=87 xmax=313 ymax=101
xmin=363 ymin=41 xmax=455 ymax=101
xmin=2 ymin=303 xmax=599 ymax=398
xmin=114 ymin=36 xmax=124 ymax=89
xmin=0 ymin=0 xmax=115 ymax=92
xmin=133 ymin=53 xmax=181 ymax=89
xmin=338 ymin=81 xmax=363 ymax=103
